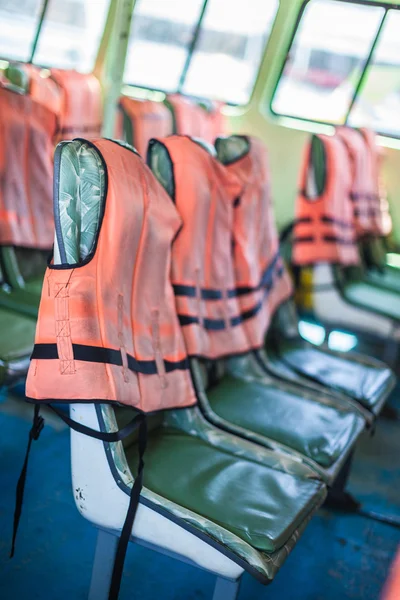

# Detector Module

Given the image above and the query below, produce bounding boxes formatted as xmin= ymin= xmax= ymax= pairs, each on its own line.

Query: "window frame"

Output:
xmin=123 ymin=0 xmax=280 ymax=106
xmin=269 ymin=0 xmax=400 ymax=139
xmin=0 ymin=0 xmax=111 ymax=73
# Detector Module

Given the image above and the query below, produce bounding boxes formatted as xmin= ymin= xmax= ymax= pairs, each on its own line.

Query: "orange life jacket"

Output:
xmin=149 ymin=135 xmax=251 ymax=359
xmin=167 ymin=94 xmax=213 ymax=141
xmin=26 ymin=138 xmax=196 ymax=412
xmin=203 ymin=100 xmax=227 ymax=142
xmin=292 ymin=134 xmax=360 ymax=266
xmin=50 ymin=70 xmax=102 ymax=142
xmin=335 ymin=126 xmax=376 ymax=238
xmin=118 ymin=96 xmax=173 ymax=156
xmin=25 ymin=64 xmax=63 ymax=118
xmin=218 ymin=136 xmax=293 ymax=347
xmin=360 ymin=128 xmax=392 ymax=237
xmin=0 ymin=82 xmax=56 ymax=248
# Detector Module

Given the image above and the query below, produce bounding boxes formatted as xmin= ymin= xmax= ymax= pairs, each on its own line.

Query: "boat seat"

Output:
xmin=148 ymin=136 xmax=366 ymax=486
xmin=0 ymin=247 xmax=47 ymax=318
xmin=215 ymin=135 xmax=395 ymax=420
xmin=29 ymin=138 xmax=329 ymax=594
xmin=342 ymin=280 xmax=400 ymax=321
xmin=366 ymin=265 xmax=400 ymax=294
xmin=124 ymin=413 xmax=325 ymax=554
xmin=0 ymin=306 xmax=36 ymax=385
xmin=265 ymin=301 xmax=395 ymax=415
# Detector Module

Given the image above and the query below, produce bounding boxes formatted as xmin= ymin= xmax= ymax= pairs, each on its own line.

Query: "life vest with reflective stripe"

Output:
xmin=167 ymin=94 xmax=213 ymax=141
xmin=335 ymin=126 xmax=376 ymax=238
xmin=293 ymin=134 xmax=360 ymax=266
xmin=26 ymin=138 xmax=196 ymax=411
xmin=217 ymin=136 xmax=292 ymax=347
xmin=0 ymin=82 xmax=56 ymax=248
xmin=149 ymin=135 xmax=250 ymax=359
xmin=50 ymin=70 xmax=102 ymax=142
xmin=360 ymin=128 xmax=392 ymax=237
xmin=118 ymin=96 xmax=173 ymax=156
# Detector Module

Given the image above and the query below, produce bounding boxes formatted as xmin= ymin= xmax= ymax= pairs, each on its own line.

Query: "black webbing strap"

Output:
xmin=10 ymin=405 xmax=44 ymax=558
xmin=173 ymin=251 xmax=282 ymax=301
xmin=108 ymin=416 xmax=147 ymax=600
xmin=11 ymin=404 xmax=148 ymax=599
xmin=31 ymin=343 xmax=189 ymax=375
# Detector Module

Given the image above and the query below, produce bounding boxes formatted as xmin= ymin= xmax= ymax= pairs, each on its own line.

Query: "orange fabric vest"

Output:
xmin=0 ymin=82 xmax=56 ymax=248
xmin=335 ymin=126 xmax=376 ymax=238
xmin=26 ymin=139 xmax=196 ymax=412
xmin=167 ymin=94 xmax=213 ymax=141
xmin=150 ymin=135 xmax=251 ymax=359
xmin=50 ymin=70 xmax=102 ymax=142
xmin=221 ymin=136 xmax=293 ymax=347
xmin=360 ymin=128 xmax=392 ymax=237
xmin=118 ymin=96 xmax=173 ymax=156
xmin=25 ymin=64 xmax=63 ymax=118
xmin=293 ymin=134 xmax=360 ymax=266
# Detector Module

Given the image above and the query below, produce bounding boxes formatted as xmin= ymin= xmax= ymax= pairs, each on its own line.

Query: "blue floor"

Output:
xmin=0 ymin=389 xmax=400 ymax=599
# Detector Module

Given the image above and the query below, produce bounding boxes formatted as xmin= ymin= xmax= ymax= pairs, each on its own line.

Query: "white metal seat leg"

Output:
xmin=88 ymin=529 xmax=118 ymax=600
xmin=213 ymin=575 xmax=241 ymax=600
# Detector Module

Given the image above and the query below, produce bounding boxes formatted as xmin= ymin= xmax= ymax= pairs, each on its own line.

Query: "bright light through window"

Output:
xmin=182 ymin=0 xmax=278 ymax=104
xmin=298 ymin=320 xmax=326 ymax=345
xmin=328 ymin=331 xmax=357 ymax=352
xmin=124 ymin=0 xmax=279 ymax=104
xmin=272 ymin=0 xmax=385 ymax=124
xmin=0 ymin=0 xmax=111 ymax=72
xmin=348 ymin=10 xmax=400 ymax=138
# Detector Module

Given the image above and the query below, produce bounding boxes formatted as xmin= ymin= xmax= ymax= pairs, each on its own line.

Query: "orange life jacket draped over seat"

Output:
xmin=148 ymin=135 xmax=251 ymax=358
xmin=359 ymin=127 xmax=392 ymax=237
xmin=0 ymin=81 xmax=56 ymax=249
xmin=167 ymin=94 xmax=226 ymax=142
xmin=292 ymin=134 xmax=360 ymax=267
xmin=26 ymin=138 xmax=195 ymax=412
xmin=217 ymin=136 xmax=293 ymax=347
xmin=118 ymin=96 xmax=173 ymax=156
xmin=335 ymin=126 xmax=377 ymax=238
xmin=50 ymin=70 xmax=102 ymax=142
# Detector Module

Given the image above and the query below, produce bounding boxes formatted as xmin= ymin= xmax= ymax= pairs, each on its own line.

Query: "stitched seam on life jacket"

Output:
xmin=151 ymin=309 xmax=167 ymax=389
xmin=118 ymin=294 xmax=129 ymax=383
xmin=55 ymin=282 xmax=75 ymax=374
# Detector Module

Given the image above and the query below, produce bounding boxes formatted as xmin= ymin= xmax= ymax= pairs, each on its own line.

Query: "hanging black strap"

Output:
xmin=10 ymin=405 xmax=44 ymax=558
xmin=48 ymin=405 xmax=145 ymax=442
xmin=108 ymin=415 xmax=147 ymax=600
xmin=10 ymin=402 xmax=147 ymax=587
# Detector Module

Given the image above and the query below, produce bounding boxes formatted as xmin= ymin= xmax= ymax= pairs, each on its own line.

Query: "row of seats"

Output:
xmin=290 ymin=127 xmax=400 ymax=367
xmin=20 ymin=134 xmax=394 ymax=598
xmin=115 ymin=93 xmax=227 ymax=156
xmin=0 ymin=61 xmax=225 ymax=388
xmin=0 ymin=62 xmax=104 ymax=385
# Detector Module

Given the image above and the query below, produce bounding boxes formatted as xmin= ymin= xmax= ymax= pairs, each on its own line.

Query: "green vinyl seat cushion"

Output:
xmin=126 ymin=426 xmax=325 ymax=553
xmin=343 ymin=281 xmax=400 ymax=321
xmin=272 ymin=338 xmax=394 ymax=410
xmin=0 ymin=286 xmax=41 ymax=318
xmin=207 ymin=375 xmax=361 ymax=468
xmin=365 ymin=268 xmax=400 ymax=295
xmin=0 ymin=307 xmax=36 ymax=384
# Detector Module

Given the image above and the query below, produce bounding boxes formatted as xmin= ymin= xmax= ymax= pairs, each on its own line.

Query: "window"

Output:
xmin=0 ymin=0 xmax=110 ymax=72
xmin=0 ymin=0 xmax=44 ymax=63
xmin=124 ymin=0 xmax=279 ymax=104
xmin=124 ymin=0 xmax=204 ymax=93
xmin=348 ymin=10 xmax=400 ymax=137
xmin=272 ymin=0 xmax=385 ymax=124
